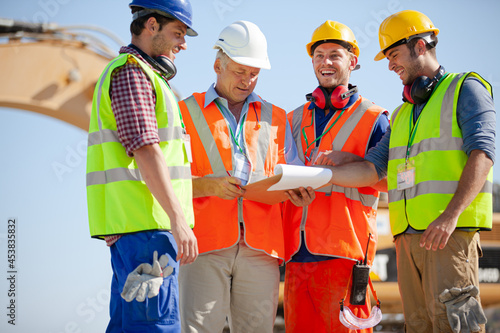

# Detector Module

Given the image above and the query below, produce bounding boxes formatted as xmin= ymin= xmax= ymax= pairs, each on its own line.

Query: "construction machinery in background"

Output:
xmin=0 ymin=18 xmax=120 ymax=131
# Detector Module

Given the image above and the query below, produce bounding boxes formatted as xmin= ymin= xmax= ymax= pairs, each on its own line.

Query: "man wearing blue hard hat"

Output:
xmin=86 ymin=0 xmax=198 ymax=332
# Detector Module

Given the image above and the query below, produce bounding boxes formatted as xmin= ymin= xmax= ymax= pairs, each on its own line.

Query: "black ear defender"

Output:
xmin=403 ymin=66 xmax=446 ymax=104
xmin=306 ymin=84 xmax=358 ymax=110
xmin=128 ymin=44 xmax=177 ymax=80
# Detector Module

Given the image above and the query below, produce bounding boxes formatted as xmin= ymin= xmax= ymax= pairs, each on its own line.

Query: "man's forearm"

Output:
xmin=327 ymin=160 xmax=380 ymax=188
xmin=134 ymin=143 xmax=198 ymax=264
xmin=441 ymin=149 xmax=493 ymax=220
xmin=192 ymin=175 xmax=245 ymax=200
xmin=419 ymin=149 xmax=493 ymax=251
xmin=192 ymin=177 xmax=216 ymax=198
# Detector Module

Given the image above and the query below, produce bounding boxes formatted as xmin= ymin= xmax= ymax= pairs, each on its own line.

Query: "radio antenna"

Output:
xmin=363 ymin=233 xmax=371 ymax=265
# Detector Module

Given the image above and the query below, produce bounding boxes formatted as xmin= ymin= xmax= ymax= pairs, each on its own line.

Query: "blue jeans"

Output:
xmin=107 ymin=231 xmax=180 ymax=333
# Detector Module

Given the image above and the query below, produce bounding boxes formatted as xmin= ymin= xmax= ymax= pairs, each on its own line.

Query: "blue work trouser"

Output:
xmin=107 ymin=230 xmax=180 ymax=333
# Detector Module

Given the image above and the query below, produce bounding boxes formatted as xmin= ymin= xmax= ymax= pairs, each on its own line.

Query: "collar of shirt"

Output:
xmin=204 ymin=83 xmax=262 ymax=110
xmin=204 ymin=83 xmax=262 ymax=155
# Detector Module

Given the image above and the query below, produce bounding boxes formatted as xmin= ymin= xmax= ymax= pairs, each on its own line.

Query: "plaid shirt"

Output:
xmin=104 ymin=46 xmax=169 ymax=247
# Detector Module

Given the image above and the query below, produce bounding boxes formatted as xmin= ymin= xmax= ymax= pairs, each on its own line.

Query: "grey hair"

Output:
xmin=215 ymin=49 xmax=231 ymax=69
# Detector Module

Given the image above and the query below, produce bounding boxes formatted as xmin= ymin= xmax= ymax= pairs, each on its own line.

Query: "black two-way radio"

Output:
xmin=349 ymin=234 xmax=372 ymax=305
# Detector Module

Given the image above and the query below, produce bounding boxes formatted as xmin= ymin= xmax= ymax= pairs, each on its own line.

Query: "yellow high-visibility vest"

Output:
xmin=388 ymin=72 xmax=493 ymax=236
xmin=86 ymin=53 xmax=193 ymax=238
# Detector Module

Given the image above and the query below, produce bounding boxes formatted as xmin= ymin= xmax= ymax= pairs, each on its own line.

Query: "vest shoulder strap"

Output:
xmin=332 ymin=98 xmax=383 ymax=152
xmin=184 ymin=94 xmax=226 ymax=177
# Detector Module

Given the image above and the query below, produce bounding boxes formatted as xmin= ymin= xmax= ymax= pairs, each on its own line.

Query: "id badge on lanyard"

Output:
xmin=397 ymin=107 xmax=420 ymax=191
xmin=233 ymin=153 xmax=250 ymax=186
xmin=397 ymin=159 xmax=415 ymax=190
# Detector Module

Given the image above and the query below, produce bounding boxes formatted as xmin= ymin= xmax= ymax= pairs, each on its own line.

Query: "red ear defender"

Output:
xmin=306 ymin=85 xmax=358 ymax=110
xmin=403 ymin=84 xmax=415 ymax=104
xmin=330 ymin=85 xmax=350 ymax=109
xmin=310 ymin=86 xmax=329 ymax=109
xmin=402 ymin=66 xmax=446 ymax=104
xmin=403 ymin=77 xmax=434 ymax=105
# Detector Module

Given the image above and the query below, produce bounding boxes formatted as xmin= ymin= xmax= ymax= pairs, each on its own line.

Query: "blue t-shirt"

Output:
xmin=291 ymin=92 xmax=390 ymax=262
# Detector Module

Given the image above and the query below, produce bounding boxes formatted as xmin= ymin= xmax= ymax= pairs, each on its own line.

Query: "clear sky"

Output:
xmin=1 ymin=0 xmax=499 ymax=332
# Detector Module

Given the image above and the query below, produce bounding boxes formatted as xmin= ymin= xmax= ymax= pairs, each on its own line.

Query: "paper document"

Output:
xmin=267 ymin=164 xmax=332 ymax=191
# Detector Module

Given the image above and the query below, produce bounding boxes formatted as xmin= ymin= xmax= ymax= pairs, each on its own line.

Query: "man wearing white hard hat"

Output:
xmin=178 ymin=21 xmax=313 ymax=332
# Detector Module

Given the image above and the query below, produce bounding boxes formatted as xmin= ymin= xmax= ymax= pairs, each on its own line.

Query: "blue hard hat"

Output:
xmin=129 ymin=0 xmax=197 ymax=36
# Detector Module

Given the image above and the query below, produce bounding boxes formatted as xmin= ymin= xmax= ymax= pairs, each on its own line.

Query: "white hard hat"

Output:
xmin=213 ymin=20 xmax=271 ymax=70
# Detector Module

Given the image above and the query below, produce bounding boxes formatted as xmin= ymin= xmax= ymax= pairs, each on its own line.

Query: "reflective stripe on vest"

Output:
xmin=179 ymin=92 xmax=286 ymax=259
xmin=387 ymin=72 xmax=493 ymax=235
xmin=283 ymin=97 xmax=385 ymax=263
xmin=88 ymin=127 xmax=184 ymax=147
xmin=86 ymin=53 xmax=193 ymax=238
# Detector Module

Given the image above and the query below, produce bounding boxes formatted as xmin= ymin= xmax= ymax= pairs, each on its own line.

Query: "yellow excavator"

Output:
xmin=0 ymin=18 xmax=116 ymax=131
xmin=2 ymin=18 xmax=499 ymax=330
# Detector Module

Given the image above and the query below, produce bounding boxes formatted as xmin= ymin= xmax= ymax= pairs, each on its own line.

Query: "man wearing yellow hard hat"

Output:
xmin=319 ymin=10 xmax=495 ymax=333
xmin=281 ymin=20 xmax=389 ymax=332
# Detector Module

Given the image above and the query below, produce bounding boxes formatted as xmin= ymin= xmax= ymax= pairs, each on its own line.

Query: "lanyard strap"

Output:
xmin=302 ymin=108 xmax=345 ymax=152
xmin=214 ymin=99 xmax=248 ymax=156
xmin=406 ymin=106 xmax=422 ymax=162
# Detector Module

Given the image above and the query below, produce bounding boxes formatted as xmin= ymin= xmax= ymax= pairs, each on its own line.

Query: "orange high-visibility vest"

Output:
xmin=179 ymin=92 xmax=287 ymax=260
xmin=283 ymin=97 xmax=386 ymax=265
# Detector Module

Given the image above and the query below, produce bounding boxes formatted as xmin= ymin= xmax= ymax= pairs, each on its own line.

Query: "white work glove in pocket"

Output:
xmin=121 ymin=251 xmax=174 ymax=302
xmin=438 ymin=285 xmax=487 ymax=333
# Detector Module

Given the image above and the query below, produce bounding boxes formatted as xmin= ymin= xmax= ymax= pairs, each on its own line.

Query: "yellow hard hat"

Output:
xmin=374 ymin=10 xmax=439 ymax=61
xmin=306 ymin=20 xmax=359 ymax=57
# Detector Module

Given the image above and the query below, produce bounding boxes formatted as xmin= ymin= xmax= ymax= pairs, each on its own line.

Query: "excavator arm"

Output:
xmin=0 ymin=18 xmax=117 ymax=131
